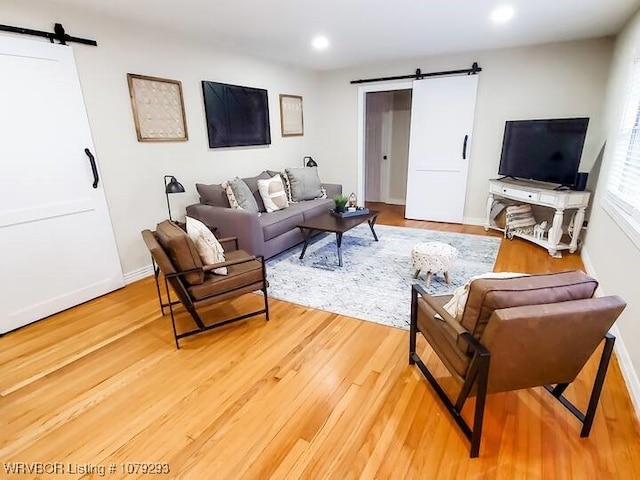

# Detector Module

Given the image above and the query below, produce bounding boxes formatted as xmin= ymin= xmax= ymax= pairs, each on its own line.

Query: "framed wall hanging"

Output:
xmin=279 ymin=94 xmax=304 ymax=137
xmin=127 ymin=73 xmax=188 ymax=142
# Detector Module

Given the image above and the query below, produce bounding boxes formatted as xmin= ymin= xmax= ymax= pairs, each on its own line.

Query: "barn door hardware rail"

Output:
xmin=350 ymin=62 xmax=481 ymax=85
xmin=0 ymin=23 xmax=97 ymax=46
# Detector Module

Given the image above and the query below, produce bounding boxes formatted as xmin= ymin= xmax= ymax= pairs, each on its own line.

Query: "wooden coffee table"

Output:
xmin=297 ymin=210 xmax=379 ymax=267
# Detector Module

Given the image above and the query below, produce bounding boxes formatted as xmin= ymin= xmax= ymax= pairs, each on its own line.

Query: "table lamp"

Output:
xmin=164 ymin=175 xmax=185 ymax=222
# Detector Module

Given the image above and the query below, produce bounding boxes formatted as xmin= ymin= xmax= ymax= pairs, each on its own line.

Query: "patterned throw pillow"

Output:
xmin=185 ymin=216 xmax=227 ymax=275
xmin=257 ymin=175 xmax=289 ymax=213
xmin=221 ymin=177 xmax=260 ymax=214
xmin=505 ymin=204 xmax=537 ymax=238
xmin=283 ymin=167 xmax=323 ymax=202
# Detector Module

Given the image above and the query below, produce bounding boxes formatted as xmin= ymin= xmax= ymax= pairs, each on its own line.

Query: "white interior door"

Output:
xmin=405 ymin=75 xmax=479 ymax=222
xmin=0 ymin=36 xmax=124 ymax=333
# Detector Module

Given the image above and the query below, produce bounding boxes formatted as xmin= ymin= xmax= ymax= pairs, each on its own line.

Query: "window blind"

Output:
xmin=606 ymin=59 xmax=640 ymax=226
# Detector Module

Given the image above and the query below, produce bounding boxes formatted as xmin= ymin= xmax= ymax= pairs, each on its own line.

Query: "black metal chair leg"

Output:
xmin=581 ymin=334 xmax=615 ymax=437
xmin=469 ymin=354 xmax=490 ymax=458
xmin=409 ymin=287 xmax=418 ymax=364
xmin=165 ymin=278 xmax=180 ymax=350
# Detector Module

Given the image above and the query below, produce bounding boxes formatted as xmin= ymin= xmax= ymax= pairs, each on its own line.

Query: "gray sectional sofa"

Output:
xmin=186 ymin=170 xmax=342 ymax=259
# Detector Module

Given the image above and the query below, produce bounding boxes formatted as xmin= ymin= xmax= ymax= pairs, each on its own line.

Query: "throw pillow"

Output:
xmin=222 ymin=177 xmax=260 ymax=214
xmin=283 ymin=167 xmax=323 ymax=202
xmin=505 ymin=204 xmax=536 ymax=238
xmin=441 ymin=272 xmax=529 ymax=321
xmin=185 ymin=216 xmax=227 ymax=275
xmin=257 ymin=175 xmax=289 ymax=213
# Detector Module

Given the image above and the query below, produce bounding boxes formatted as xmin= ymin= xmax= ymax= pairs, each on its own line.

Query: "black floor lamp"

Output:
xmin=164 ymin=175 xmax=185 ymax=222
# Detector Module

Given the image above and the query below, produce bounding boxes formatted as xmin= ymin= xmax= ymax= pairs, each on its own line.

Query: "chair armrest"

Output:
xmin=413 ymin=284 xmax=466 ymax=335
xmin=413 ymin=284 xmax=489 ymax=356
xmin=218 ymin=237 xmax=239 ymax=251
xmin=203 ymin=254 xmax=258 ymax=271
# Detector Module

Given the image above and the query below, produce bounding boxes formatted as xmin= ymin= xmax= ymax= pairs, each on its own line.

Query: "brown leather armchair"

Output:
xmin=142 ymin=220 xmax=269 ymax=348
xmin=409 ymin=270 xmax=626 ymax=457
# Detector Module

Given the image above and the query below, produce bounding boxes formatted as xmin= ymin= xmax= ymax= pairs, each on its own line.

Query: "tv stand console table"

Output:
xmin=484 ymin=178 xmax=590 ymax=257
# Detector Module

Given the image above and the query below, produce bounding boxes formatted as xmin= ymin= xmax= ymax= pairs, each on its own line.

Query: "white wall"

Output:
xmin=583 ymin=8 xmax=640 ymax=412
xmin=316 ymin=39 xmax=613 ymax=223
xmin=3 ymin=0 xmax=321 ymax=278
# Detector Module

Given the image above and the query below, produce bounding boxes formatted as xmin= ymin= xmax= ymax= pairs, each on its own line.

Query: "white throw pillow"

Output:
xmin=442 ymin=271 xmax=529 ymax=320
xmin=257 ymin=175 xmax=289 ymax=212
xmin=185 ymin=216 xmax=227 ymax=275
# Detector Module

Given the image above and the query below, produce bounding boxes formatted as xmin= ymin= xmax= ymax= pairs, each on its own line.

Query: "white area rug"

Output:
xmin=266 ymin=224 xmax=501 ymax=329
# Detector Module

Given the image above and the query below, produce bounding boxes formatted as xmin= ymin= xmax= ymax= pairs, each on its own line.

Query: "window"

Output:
xmin=605 ymin=58 xmax=640 ymax=241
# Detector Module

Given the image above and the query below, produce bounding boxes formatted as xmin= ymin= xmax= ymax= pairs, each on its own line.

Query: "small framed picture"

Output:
xmin=279 ymin=94 xmax=304 ymax=137
xmin=127 ymin=73 xmax=188 ymax=142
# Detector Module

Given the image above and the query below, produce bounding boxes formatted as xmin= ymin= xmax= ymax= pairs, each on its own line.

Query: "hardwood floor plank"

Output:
xmin=0 ymin=203 xmax=639 ymax=478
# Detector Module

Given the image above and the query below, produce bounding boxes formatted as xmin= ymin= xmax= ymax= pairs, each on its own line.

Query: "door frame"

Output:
xmin=357 ymin=81 xmax=413 ymax=205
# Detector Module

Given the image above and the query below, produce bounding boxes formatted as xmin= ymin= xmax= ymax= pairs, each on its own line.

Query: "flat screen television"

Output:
xmin=498 ymin=117 xmax=589 ymax=187
xmin=202 ymin=81 xmax=271 ymax=148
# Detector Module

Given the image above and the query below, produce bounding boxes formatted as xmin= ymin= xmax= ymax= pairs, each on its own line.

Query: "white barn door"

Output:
xmin=405 ymin=75 xmax=479 ymax=222
xmin=0 ymin=36 xmax=124 ymax=333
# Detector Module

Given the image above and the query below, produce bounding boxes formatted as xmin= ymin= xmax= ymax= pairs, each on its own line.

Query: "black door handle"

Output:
xmin=84 ymin=148 xmax=99 ymax=188
xmin=462 ymin=134 xmax=469 ymax=160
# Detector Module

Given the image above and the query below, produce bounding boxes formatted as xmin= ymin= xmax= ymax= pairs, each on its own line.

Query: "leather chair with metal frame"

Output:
xmin=142 ymin=220 xmax=269 ymax=348
xmin=409 ymin=270 xmax=626 ymax=458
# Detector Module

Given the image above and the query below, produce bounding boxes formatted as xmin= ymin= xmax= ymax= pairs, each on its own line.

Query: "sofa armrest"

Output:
xmin=322 ymin=183 xmax=342 ymax=199
xmin=186 ymin=203 xmax=265 ymax=257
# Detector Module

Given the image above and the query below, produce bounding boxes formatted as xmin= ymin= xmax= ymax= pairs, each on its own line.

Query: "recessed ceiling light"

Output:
xmin=490 ymin=5 xmax=515 ymax=24
xmin=312 ymin=35 xmax=329 ymax=50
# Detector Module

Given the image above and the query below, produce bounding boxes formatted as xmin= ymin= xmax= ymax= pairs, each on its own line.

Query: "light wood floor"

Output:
xmin=1 ymin=203 xmax=639 ymax=479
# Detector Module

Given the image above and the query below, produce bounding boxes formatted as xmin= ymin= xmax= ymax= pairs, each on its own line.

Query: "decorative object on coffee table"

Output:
xmin=348 ymin=192 xmax=357 ymax=208
xmin=334 ymin=194 xmax=349 ymax=213
xmin=164 ymin=175 xmax=185 ymax=222
xmin=127 ymin=74 xmax=188 ymax=142
xmin=411 ymin=241 xmax=458 ymax=287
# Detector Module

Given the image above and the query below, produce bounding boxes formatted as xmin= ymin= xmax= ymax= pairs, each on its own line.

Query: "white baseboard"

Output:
xmin=124 ymin=264 xmax=154 ymax=285
xmin=581 ymin=246 xmax=640 ymax=419
xmin=385 ymin=198 xmax=406 ymax=205
xmin=463 ymin=216 xmax=487 ymax=227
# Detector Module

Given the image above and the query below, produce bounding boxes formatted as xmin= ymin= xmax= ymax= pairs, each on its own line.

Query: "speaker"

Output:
xmin=574 ymin=172 xmax=588 ymax=191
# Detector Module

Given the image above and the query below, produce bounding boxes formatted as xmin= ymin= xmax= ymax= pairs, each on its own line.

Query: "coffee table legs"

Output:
xmin=368 ymin=215 xmax=379 ymax=241
xmin=336 ymin=232 xmax=343 ymax=267
xmin=299 ymin=217 xmax=378 ymax=266
xmin=299 ymin=228 xmax=315 ymax=260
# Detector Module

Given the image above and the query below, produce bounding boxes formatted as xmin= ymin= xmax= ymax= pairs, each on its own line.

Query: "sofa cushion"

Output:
xmin=301 ymin=198 xmax=333 ymax=221
xmin=257 ymin=175 xmax=289 ymax=213
xmin=196 ymin=183 xmax=230 ymax=208
xmin=155 ymin=220 xmax=204 ymax=286
xmin=241 ymin=171 xmax=272 ymax=212
xmin=260 ymin=206 xmax=305 ymax=241
xmin=185 ymin=216 xmax=227 ymax=275
xmin=284 ymin=167 xmax=323 ymax=202
xmin=459 ymin=270 xmax=598 ymax=350
xmin=225 ymin=177 xmax=260 ymax=213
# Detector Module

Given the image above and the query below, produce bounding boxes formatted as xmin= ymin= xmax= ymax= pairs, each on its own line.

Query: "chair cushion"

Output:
xmin=155 ymin=220 xmax=204 ymax=286
xmin=185 ymin=216 xmax=227 ymax=275
xmin=459 ymin=270 xmax=598 ymax=350
xmin=187 ymin=250 xmax=263 ymax=301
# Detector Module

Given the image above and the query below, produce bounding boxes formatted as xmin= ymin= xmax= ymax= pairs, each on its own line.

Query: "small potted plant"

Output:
xmin=334 ymin=194 xmax=349 ymax=213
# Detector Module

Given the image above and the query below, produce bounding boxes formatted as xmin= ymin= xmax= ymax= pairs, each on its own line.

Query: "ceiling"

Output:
xmin=48 ymin=0 xmax=639 ymax=70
